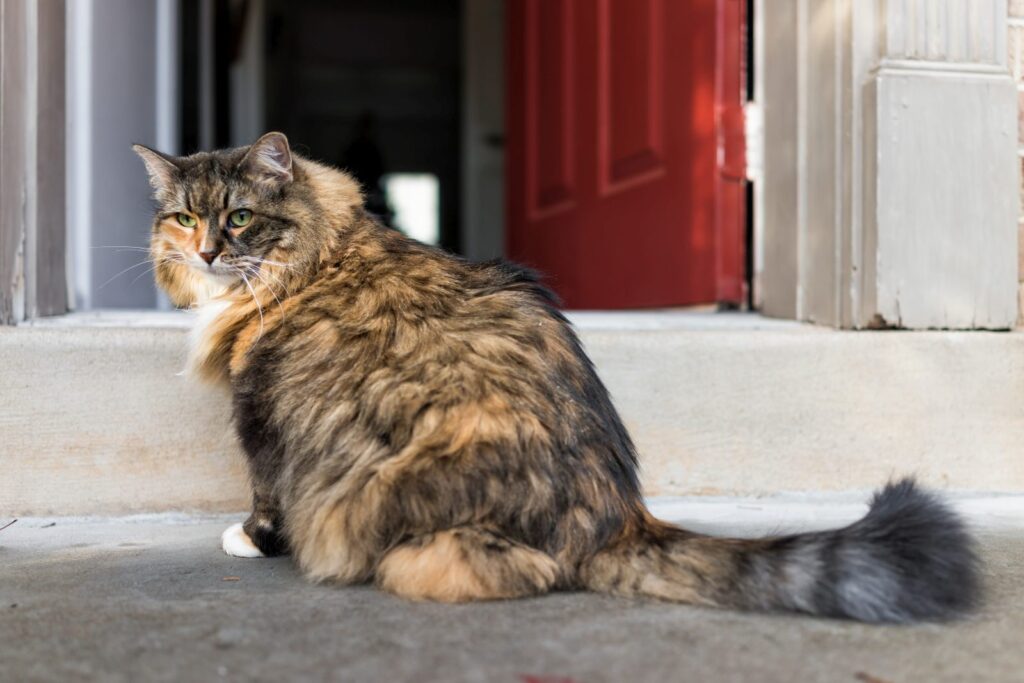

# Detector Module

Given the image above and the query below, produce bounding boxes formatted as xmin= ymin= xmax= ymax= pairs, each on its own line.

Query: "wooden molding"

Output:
xmin=759 ymin=0 xmax=1017 ymax=328
xmin=0 ymin=0 xmax=67 ymax=325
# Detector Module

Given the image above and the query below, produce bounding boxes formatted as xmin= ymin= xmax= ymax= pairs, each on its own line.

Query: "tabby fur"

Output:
xmin=133 ymin=133 xmax=980 ymax=622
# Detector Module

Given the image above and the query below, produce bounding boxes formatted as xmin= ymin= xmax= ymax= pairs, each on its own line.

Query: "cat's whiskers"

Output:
xmin=249 ymin=262 xmax=291 ymax=297
xmin=223 ymin=255 xmax=292 ymax=315
xmin=92 ymin=245 xmax=155 ymax=253
xmin=98 ymin=252 xmax=183 ymax=290
xmin=239 ymin=264 xmax=286 ymax=318
xmin=238 ymin=270 xmax=265 ymax=340
xmin=234 ymin=255 xmax=293 ymax=269
xmin=127 ymin=261 xmax=165 ymax=287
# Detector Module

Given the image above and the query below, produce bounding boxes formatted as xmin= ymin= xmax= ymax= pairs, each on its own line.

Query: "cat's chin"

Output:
xmin=191 ymin=265 xmax=241 ymax=286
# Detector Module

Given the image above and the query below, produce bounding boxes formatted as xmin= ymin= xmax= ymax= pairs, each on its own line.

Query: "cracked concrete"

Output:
xmin=2 ymin=504 xmax=1022 ymax=683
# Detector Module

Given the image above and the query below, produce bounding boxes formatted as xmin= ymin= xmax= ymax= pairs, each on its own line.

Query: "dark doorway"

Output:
xmin=263 ymin=0 xmax=462 ymax=252
xmin=180 ymin=0 xmax=463 ymax=253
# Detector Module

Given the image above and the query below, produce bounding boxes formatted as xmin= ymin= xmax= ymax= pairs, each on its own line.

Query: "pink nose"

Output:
xmin=199 ymin=250 xmax=218 ymax=265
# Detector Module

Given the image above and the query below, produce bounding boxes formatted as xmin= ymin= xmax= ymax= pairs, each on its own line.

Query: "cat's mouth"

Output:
xmin=187 ymin=255 xmax=244 ymax=282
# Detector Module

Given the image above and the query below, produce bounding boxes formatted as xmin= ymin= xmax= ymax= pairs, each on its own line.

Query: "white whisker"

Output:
xmin=239 ymin=271 xmax=265 ymax=340
xmin=252 ymin=263 xmax=290 ymax=296
xmin=127 ymin=262 xmax=163 ymax=287
xmin=101 ymin=252 xmax=187 ymax=289
xmin=234 ymin=255 xmax=293 ymax=268
xmin=99 ymin=259 xmax=159 ymax=289
xmin=245 ymin=265 xmax=286 ymax=317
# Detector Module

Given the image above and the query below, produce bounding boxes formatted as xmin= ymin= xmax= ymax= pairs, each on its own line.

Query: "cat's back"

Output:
xmin=241 ymin=229 xmax=592 ymax=442
xmin=279 ymin=226 xmax=566 ymax=359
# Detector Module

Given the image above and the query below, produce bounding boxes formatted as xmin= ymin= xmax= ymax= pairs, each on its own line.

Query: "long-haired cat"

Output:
xmin=134 ymin=133 xmax=979 ymax=622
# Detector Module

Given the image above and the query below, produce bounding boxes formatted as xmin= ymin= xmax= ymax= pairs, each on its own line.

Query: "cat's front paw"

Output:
xmin=221 ymin=522 xmax=265 ymax=558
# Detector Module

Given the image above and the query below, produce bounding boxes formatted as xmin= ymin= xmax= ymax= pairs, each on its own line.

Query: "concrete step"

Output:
xmin=4 ymin=311 xmax=1024 ymax=515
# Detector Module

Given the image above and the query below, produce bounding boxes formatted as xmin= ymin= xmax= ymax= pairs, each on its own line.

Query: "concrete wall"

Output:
xmin=4 ymin=319 xmax=1024 ymax=515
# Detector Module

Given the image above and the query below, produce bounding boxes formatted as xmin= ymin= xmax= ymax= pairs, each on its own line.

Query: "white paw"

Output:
xmin=221 ymin=522 xmax=264 ymax=558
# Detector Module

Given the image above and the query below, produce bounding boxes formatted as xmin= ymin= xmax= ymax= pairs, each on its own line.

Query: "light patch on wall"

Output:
xmin=383 ymin=173 xmax=440 ymax=246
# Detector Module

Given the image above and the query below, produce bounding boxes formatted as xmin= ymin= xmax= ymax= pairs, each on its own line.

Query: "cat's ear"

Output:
xmin=240 ymin=132 xmax=293 ymax=187
xmin=132 ymin=144 xmax=180 ymax=195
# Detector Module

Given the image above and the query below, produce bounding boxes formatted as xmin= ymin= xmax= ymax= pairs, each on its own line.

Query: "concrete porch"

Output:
xmin=2 ymin=499 xmax=1022 ymax=683
xmin=4 ymin=311 xmax=1024 ymax=681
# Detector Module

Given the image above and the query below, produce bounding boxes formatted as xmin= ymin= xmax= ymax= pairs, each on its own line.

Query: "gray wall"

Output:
xmin=68 ymin=0 xmax=162 ymax=309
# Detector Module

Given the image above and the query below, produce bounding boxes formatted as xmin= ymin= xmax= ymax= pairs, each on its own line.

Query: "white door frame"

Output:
xmin=756 ymin=0 xmax=1018 ymax=329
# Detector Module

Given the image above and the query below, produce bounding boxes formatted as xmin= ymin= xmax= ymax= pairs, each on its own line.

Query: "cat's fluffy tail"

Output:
xmin=582 ymin=478 xmax=980 ymax=623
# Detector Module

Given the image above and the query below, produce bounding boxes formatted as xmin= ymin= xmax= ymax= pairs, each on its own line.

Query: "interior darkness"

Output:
xmin=180 ymin=0 xmax=200 ymax=154
xmin=264 ymin=0 xmax=462 ymax=252
xmin=180 ymin=0 xmax=463 ymax=253
xmin=179 ymin=1 xmax=241 ymax=152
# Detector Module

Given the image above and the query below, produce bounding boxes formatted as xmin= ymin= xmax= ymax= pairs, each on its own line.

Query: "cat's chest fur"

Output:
xmin=185 ymin=295 xmax=248 ymax=384
xmin=190 ymin=295 xmax=231 ymax=348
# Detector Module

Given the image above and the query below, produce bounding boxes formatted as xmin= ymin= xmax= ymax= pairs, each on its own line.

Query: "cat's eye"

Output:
xmin=176 ymin=213 xmax=197 ymax=228
xmin=228 ymin=209 xmax=253 ymax=228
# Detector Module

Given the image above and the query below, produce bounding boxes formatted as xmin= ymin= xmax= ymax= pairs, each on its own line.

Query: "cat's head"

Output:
xmin=134 ymin=132 xmax=356 ymax=308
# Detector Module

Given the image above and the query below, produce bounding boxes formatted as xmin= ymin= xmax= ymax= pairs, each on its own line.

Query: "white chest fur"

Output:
xmin=184 ymin=296 xmax=232 ymax=377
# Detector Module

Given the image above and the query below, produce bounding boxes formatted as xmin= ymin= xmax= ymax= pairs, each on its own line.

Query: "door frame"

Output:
xmin=714 ymin=0 xmax=748 ymax=306
xmin=0 ymin=0 xmax=67 ymax=324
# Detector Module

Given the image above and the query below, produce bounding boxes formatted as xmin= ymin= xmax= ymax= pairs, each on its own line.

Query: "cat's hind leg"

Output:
xmin=375 ymin=527 xmax=560 ymax=602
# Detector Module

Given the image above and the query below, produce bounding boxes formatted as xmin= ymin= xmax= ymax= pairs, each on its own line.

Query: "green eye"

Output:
xmin=228 ymin=209 xmax=253 ymax=228
xmin=176 ymin=213 xmax=197 ymax=228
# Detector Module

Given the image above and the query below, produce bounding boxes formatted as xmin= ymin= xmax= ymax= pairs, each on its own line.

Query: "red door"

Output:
xmin=506 ymin=0 xmax=746 ymax=309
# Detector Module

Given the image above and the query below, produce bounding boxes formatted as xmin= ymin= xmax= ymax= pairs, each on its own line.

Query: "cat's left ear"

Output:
xmin=241 ymin=132 xmax=293 ymax=187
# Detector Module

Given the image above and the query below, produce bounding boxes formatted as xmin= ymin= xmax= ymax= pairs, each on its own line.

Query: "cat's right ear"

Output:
xmin=240 ymin=132 xmax=293 ymax=188
xmin=132 ymin=144 xmax=180 ymax=196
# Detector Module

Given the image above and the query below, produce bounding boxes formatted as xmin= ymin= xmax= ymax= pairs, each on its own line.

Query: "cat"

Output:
xmin=134 ymin=132 xmax=979 ymax=621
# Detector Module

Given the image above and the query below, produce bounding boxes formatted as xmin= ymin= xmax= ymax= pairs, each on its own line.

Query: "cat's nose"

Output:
xmin=199 ymin=249 xmax=219 ymax=265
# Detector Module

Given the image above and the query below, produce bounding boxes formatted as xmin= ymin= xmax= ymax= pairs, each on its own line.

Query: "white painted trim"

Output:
xmin=23 ymin=1 xmax=38 ymax=320
xmin=794 ymin=0 xmax=809 ymax=322
xmin=759 ymin=0 xmax=1018 ymax=329
xmin=155 ymin=0 xmax=180 ymax=155
xmin=875 ymin=57 xmax=1009 ymax=76
xmin=155 ymin=0 xmax=180 ymax=312
xmin=66 ymin=0 xmax=93 ymax=312
xmin=750 ymin=0 xmax=766 ymax=311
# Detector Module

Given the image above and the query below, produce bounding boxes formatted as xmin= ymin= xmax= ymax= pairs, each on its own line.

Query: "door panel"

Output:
xmin=507 ymin=0 xmax=746 ymax=309
xmin=527 ymin=0 xmax=575 ymax=219
xmin=598 ymin=0 xmax=664 ymax=194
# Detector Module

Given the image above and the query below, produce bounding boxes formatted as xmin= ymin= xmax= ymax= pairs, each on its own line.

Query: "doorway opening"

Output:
xmin=68 ymin=0 xmax=748 ymax=312
xmin=178 ymin=0 xmax=500 ymax=258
